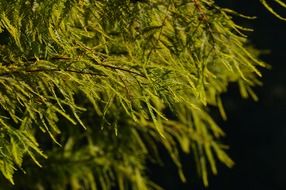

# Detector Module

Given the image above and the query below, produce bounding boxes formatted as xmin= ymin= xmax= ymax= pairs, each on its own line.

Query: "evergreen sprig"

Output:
xmin=0 ymin=0 xmax=283 ymax=189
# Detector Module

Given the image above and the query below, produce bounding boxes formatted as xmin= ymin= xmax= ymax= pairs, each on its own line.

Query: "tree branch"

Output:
xmin=1 ymin=57 xmax=146 ymax=78
xmin=0 ymin=68 xmax=107 ymax=77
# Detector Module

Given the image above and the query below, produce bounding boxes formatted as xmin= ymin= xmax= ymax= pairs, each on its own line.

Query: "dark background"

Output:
xmin=151 ymin=1 xmax=286 ymax=189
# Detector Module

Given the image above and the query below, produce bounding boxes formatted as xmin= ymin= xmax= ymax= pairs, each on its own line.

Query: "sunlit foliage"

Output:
xmin=0 ymin=0 xmax=282 ymax=189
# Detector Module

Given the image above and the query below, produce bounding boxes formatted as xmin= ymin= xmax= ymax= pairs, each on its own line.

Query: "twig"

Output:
xmin=1 ymin=57 xmax=146 ymax=78
xmin=97 ymin=63 xmax=146 ymax=78
xmin=0 ymin=68 xmax=107 ymax=77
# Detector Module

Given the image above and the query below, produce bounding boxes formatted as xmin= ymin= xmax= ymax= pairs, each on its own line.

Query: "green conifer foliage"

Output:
xmin=0 ymin=0 xmax=283 ymax=189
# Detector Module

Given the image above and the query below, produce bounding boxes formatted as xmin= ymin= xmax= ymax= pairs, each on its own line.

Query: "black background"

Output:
xmin=151 ymin=1 xmax=286 ymax=189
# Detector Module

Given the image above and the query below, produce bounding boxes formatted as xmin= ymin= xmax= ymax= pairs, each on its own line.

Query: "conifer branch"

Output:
xmin=0 ymin=0 xmax=283 ymax=189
